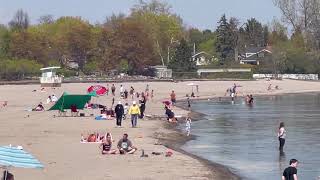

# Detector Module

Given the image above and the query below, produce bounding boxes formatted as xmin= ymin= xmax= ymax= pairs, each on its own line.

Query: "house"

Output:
xmin=192 ymin=52 xmax=216 ymax=66
xmin=152 ymin=65 xmax=172 ymax=78
xmin=239 ymin=46 xmax=272 ymax=65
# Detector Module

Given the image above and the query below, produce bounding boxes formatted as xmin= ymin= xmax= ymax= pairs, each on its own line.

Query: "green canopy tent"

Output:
xmin=49 ymin=92 xmax=92 ymax=111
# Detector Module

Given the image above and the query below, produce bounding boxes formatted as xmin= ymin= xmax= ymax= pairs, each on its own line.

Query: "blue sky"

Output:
xmin=0 ymin=0 xmax=281 ymax=30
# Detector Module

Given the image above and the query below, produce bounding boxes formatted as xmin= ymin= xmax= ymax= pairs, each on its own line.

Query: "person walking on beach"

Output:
xmin=111 ymin=84 xmax=116 ymax=96
xmin=130 ymin=86 xmax=135 ymax=99
xmin=282 ymin=159 xmax=299 ymax=180
xmin=115 ymin=101 xmax=124 ymax=127
xmin=278 ymin=122 xmax=286 ymax=152
xmin=139 ymin=94 xmax=146 ymax=119
xmin=185 ymin=116 xmax=191 ymax=136
xmin=128 ymin=101 xmax=140 ymax=128
xmin=187 ymin=97 xmax=191 ymax=110
xmin=120 ymin=85 xmax=124 ymax=97
xmin=170 ymin=90 xmax=176 ymax=106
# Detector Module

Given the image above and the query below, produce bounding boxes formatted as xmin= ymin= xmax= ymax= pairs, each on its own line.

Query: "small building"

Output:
xmin=152 ymin=65 xmax=172 ymax=78
xmin=40 ymin=67 xmax=63 ymax=87
xmin=192 ymin=51 xmax=215 ymax=66
xmin=239 ymin=47 xmax=272 ymax=65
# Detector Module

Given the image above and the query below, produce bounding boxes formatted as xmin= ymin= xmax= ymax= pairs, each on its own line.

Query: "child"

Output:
xmin=185 ymin=116 xmax=191 ymax=136
xmin=123 ymin=103 xmax=129 ymax=120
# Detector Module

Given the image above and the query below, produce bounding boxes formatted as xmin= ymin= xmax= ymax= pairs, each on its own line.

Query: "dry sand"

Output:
xmin=0 ymin=79 xmax=320 ymax=180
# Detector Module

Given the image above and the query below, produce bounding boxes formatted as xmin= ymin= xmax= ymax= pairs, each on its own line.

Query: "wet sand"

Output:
xmin=1 ymin=79 xmax=320 ymax=179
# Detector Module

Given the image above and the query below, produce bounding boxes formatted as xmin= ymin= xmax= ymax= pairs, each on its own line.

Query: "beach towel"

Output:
xmin=95 ymin=116 xmax=107 ymax=120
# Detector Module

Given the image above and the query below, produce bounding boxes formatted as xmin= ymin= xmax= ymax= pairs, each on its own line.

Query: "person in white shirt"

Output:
xmin=185 ymin=116 xmax=191 ymax=136
xmin=51 ymin=94 xmax=58 ymax=102
xmin=278 ymin=122 xmax=286 ymax=152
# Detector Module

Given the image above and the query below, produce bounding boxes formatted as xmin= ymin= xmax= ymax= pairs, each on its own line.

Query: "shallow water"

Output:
xmin=182 ymin=93 xmax=320 ymax=180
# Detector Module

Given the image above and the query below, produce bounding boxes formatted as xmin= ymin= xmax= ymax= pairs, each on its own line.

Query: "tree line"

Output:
xmin=0 ymin=0 xmax=320 ymax=80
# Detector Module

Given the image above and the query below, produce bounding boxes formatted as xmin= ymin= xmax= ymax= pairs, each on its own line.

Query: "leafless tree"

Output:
xmin=9 ymin=9 xmax=29 ymax=30
xmin=38 ymin=15 xmax=54 ymax=24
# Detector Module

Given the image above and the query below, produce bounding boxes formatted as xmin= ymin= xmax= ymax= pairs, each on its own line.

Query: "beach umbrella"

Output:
xmin=162 ymin=100 xmax=171 ymax=106
xmin=0 ymin=146 xmax=43 ymax=179
xmin=87 ymin=85 xmax=107 ymax=96
xmin=0 ymin=146 xmax=43 ymax=169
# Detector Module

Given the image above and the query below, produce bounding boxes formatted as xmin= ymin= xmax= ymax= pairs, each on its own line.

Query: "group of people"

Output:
xmin=46 ymin=94 xmax=58 ymax=104
xmin=81 ymin=133 xmax=137 ymax=155
xmin=99 ymin=133 xmax=137 ymax=155
xmin=277 ymin=122 xmax=300 ymax=180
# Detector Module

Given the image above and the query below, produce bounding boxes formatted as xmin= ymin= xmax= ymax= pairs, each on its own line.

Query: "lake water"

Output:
xmin=181 ymin=93 xmax=320 ymax=180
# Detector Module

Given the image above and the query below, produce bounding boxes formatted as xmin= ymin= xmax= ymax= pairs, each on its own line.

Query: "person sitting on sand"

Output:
xmin=70 ymin=104 xmax=78 ymax=116
xmin=117 ymin=133 xmax=137 ymax=154
xmin=46 ymin=96 xmax=52 ymax=104
xmin=106 ymin=108 xmax=115 ymax=119
xmin=100 ymin=133 xmax=117 ymax=155
xmin=51 ymin=94 xmax=58 ymax=102
xmin=33 ymin=102 xmax=44 ymax=111
xmin=165 ymin=106 xmax=177 ymax=123
xmin=2 ymin=170 xmax=14 ymax=180
xmin=1 ymin=101 xmax=7 ymax=107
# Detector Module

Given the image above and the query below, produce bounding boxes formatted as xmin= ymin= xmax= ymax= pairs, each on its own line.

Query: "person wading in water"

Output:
xmin=278 ymin=122 xmax=286 ymax=152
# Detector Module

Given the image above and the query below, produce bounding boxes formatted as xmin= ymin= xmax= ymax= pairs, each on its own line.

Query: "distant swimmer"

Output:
xmin=248 ymin=95 xmax=254 ymax=104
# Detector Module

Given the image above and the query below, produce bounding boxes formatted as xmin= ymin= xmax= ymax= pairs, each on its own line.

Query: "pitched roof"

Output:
xmin=192 ymin=51 xmax=212 ymax=58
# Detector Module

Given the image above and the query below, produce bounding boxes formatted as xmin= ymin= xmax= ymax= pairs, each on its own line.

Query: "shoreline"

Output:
xmin=2 ymin=80 xmax=320 ymax=179
xmin=164 ymin=90 xmax=320 ymax=180
xmin=155 ymin=117 xmax=241 ymax=180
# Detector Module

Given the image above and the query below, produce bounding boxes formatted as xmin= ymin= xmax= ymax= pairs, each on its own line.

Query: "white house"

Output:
xmin=192 ymin=51 xmax=216 ymax=66
xmin=239 ymin=47 xmax=272 ymax=65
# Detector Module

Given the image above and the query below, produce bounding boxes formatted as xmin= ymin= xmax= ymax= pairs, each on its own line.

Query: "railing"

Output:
xmin=40 ymin=76 xmax=63 ymax=84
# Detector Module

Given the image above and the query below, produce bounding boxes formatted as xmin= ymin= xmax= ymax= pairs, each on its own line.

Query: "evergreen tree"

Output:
xmin=215 ymin=14 xmax=234 ymax=63
xmin=169 ymin=38 xmax=196 ymax=72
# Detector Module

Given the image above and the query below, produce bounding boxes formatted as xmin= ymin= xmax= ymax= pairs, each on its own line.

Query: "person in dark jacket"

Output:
xmin=114 ymin=101 xmax=124 ymax=127
xmin=139 ymin=95 xmax=146 ymax=119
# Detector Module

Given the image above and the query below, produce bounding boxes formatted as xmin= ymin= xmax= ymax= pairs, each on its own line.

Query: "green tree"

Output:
xmin=131 ymin=0 xmax=183 ymax=65
xmin=169 ymin=38 xmax=196 ymax=72
xmin=102 ymin=17 xmax=157 ymax=74
xmin=0 ymin=25 xmax=10 ymax=58
xmin=244 ymin=18 xmax=265 ymax=47
xmin=215 ymin=14 xmax=234 ymax=63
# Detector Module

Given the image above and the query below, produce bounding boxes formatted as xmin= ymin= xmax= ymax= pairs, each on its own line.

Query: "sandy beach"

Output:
xmin=1 ymin=79 xmax=320 ymax=180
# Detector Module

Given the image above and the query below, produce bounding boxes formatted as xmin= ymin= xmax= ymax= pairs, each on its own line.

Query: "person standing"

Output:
xmin=130 ymin=86 xmax=135 ymax=99
xmin=111 ymin=97 xmax=115 ymax=107
xmin=139 ymin=94 xmax=146 ymax=119
xmin=185 ymin=116 xmax=191 ymax=136
xmin=187 ymin=97 xmax=191 ymax=110
xmin=278 ymin=122 xmax=286 ymax=152
xmin=282 ymin=159 xmax=299 ymax=180
xmin=170 ymin=90 xmax=176 ymax=106
xmin=120 ymin=85 xmax=124 ymax=97
xmin=111 ymin=84 xmax=116 ymax=96
xmin=124 ymin=89 xmax=128 ymax=99
xmin=128 ymin=101 xmax=140 ymax=128
xmin=114 ymin=101 xmax=124 ymax=127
